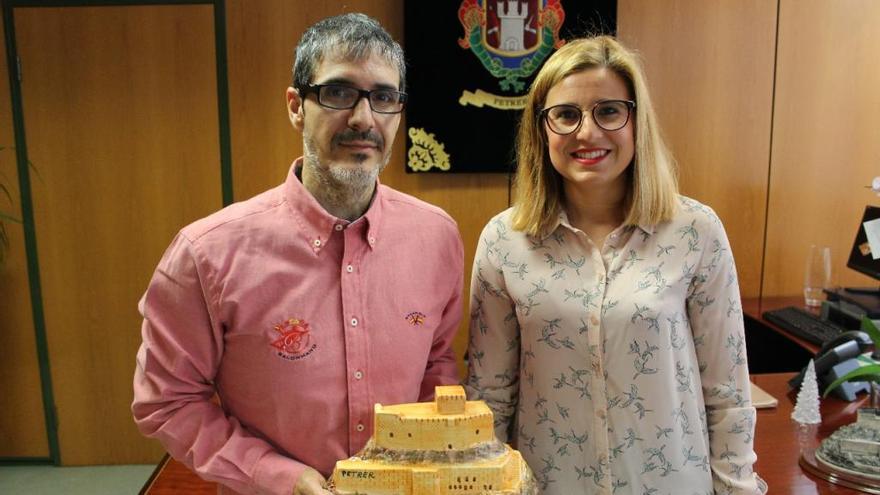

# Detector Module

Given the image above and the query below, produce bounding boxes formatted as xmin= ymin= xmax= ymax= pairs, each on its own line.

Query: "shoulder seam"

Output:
xmin=384 ymin=196 xmax=458 ymax=227
xmin=185 ymin=196 xmax=287 ymax=242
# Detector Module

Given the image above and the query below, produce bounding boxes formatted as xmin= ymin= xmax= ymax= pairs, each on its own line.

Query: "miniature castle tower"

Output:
xmin=496 ymin=0 xmax=528 ymax=51
xmin=435 ymin=385 xmax=466 ymax=414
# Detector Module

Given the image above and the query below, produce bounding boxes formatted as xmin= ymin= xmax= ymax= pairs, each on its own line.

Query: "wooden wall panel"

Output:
xmin=763 ymin=0 xmax=880 ymax=296
xmin=225 ymin=0 xmax=511 ymax=377
xmin=617 ymin=0 xmax=777 ymax=297
xmin=16 ymin=5 xmax=222 ymax=464
xmin=0 ymin=3 xmax=48 ymax=458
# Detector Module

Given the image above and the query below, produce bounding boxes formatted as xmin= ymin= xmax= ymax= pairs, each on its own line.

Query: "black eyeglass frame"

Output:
xmin=298 ymin=83 xmax=408 ymax=114
xmin=539 ymin=99 xmax=636 ymax=135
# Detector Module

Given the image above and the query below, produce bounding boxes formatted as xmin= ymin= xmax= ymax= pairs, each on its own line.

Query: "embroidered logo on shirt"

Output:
xmin=270 ymin=318 xmax=317 ymax=361
xmin=405 ymin=312 xmax=426 ymax=326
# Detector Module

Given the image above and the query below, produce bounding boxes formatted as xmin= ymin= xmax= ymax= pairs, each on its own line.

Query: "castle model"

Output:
xmin=329 ymin=385 xmax=536 ymax=495
xmin=816 ymin=407 xmax=880 ymax=478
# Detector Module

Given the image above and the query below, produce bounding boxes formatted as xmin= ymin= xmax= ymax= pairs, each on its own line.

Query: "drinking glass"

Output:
xmin=804 ymin=245 xmax=832 ymax=307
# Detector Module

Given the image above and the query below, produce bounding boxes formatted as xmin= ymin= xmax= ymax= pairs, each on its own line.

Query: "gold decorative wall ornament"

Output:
xmin=407 ymin=128 xmax=452 ymax=172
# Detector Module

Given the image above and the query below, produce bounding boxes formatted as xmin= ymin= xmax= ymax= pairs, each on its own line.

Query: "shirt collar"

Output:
xmin=284 ymin=158 xmax=384 ymax=254
xmin=551 ymin=209 xmax=655 ymax=245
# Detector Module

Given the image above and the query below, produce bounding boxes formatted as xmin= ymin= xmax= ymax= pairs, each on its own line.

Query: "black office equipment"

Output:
xmin=821 ymin=298 xmax=867 ymax=329
xmin=788 ymin=330 xmax=872 ymax=400
xmin=846 ymin=205 xmax=880 ymax=285
xmin=829 ymin=205 xmax=880 ymax=317
xmin=762 ymin=306 xmax=847 ymax=345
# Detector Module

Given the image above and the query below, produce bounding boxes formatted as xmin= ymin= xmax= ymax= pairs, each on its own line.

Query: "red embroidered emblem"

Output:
xmin=270 ymin=318 xmax=317 ymax=360
xmin=405 ymin=312 xmax=426 ymax=326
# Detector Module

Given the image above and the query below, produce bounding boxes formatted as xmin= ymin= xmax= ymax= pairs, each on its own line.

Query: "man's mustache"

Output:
xmin=332 ymin=129 xmax=383 ymax=149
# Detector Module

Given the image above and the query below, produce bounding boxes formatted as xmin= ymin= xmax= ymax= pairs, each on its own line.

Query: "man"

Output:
xmin=132 ymin=13 xmax=463 ymax=495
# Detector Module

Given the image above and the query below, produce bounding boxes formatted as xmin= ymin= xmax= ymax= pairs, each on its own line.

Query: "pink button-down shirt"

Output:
xmin=132 ymin=161 xmax=463 ymax=495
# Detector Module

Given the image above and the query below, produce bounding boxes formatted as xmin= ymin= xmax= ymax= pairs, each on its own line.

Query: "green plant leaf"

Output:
xmin=860 ymin=316 xmax=880 ymax=347
xmin=822 ymin=361 xmax=880 ymax=398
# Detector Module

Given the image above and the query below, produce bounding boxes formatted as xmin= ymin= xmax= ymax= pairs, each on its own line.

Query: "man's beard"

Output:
xmin=302 ymin=128 xmax=390 ymax=206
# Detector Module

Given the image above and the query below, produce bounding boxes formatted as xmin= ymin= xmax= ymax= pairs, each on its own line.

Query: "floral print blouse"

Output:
xmin=465 ymin=196 xmax=765 ymax=495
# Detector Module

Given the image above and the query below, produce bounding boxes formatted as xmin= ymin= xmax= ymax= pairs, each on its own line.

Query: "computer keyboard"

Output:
xmin=762 ymin=306 xmax=846 ymax=346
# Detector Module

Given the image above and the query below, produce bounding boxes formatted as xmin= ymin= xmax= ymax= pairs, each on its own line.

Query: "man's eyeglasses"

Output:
xmin=299 ymin=84 xmax=408 ymax=114
xmin=540 ymin=100 xmax=635 ymax=135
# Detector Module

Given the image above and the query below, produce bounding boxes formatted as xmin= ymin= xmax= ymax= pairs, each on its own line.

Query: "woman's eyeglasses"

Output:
xmin=540 ymin=100 xmax=635 ymax=135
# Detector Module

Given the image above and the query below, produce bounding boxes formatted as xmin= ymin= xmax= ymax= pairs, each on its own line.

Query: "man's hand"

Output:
xmin=293 ymin=467 xmax=333 ymax=495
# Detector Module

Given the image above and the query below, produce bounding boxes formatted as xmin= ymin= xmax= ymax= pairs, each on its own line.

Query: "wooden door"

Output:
xmin=0 ymin=2 xmax=47 ymax=460
xmin=14 ymin=4 xmax=224 ymax=464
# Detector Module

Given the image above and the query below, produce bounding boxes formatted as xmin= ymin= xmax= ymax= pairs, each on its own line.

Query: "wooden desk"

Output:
xmin=742 ymin=296 xmax=820 ymax=373
xmin=742 ymin=295 xmax=823 ymax=354
xmin=141 ymin=373 xmax=868 ymax=494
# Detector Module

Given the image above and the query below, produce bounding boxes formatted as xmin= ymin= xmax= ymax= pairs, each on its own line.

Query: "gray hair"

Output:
xmin=292 ymin=13 xmax=406 ymax=92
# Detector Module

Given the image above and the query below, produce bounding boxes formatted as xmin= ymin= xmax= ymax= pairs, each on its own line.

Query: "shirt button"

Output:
xmin=354 ymin=371 xmax=363 ymax=380
xmin=351 ymin=317 xmax=359 ymax=327
xmin=356 ymin=423 xmax=365 ymax=432
xmin=368 ymin=236 xmax=376 ymax=245
xmin=313 ymin=239 xmax=321 ymax=247
xmin=334 ymin=224 xmax=343 ymax=231
xmin=346 ymin=265 xmax=354 ymax=273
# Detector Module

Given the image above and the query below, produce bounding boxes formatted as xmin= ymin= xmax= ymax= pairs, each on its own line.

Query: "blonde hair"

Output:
xmin=511 ymin=36 xmax=678 ymax=236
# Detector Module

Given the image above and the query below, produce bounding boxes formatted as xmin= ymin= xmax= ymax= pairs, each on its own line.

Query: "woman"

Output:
xmin=465 ymin=36 xmax=766 ymax=494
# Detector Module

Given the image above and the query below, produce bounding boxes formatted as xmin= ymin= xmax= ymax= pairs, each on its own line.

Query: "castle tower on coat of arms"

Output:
xmin=458 ymin=0 xmax=566 ymax=92
xmin=496 ymin=0 xmax=528 ymax=51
